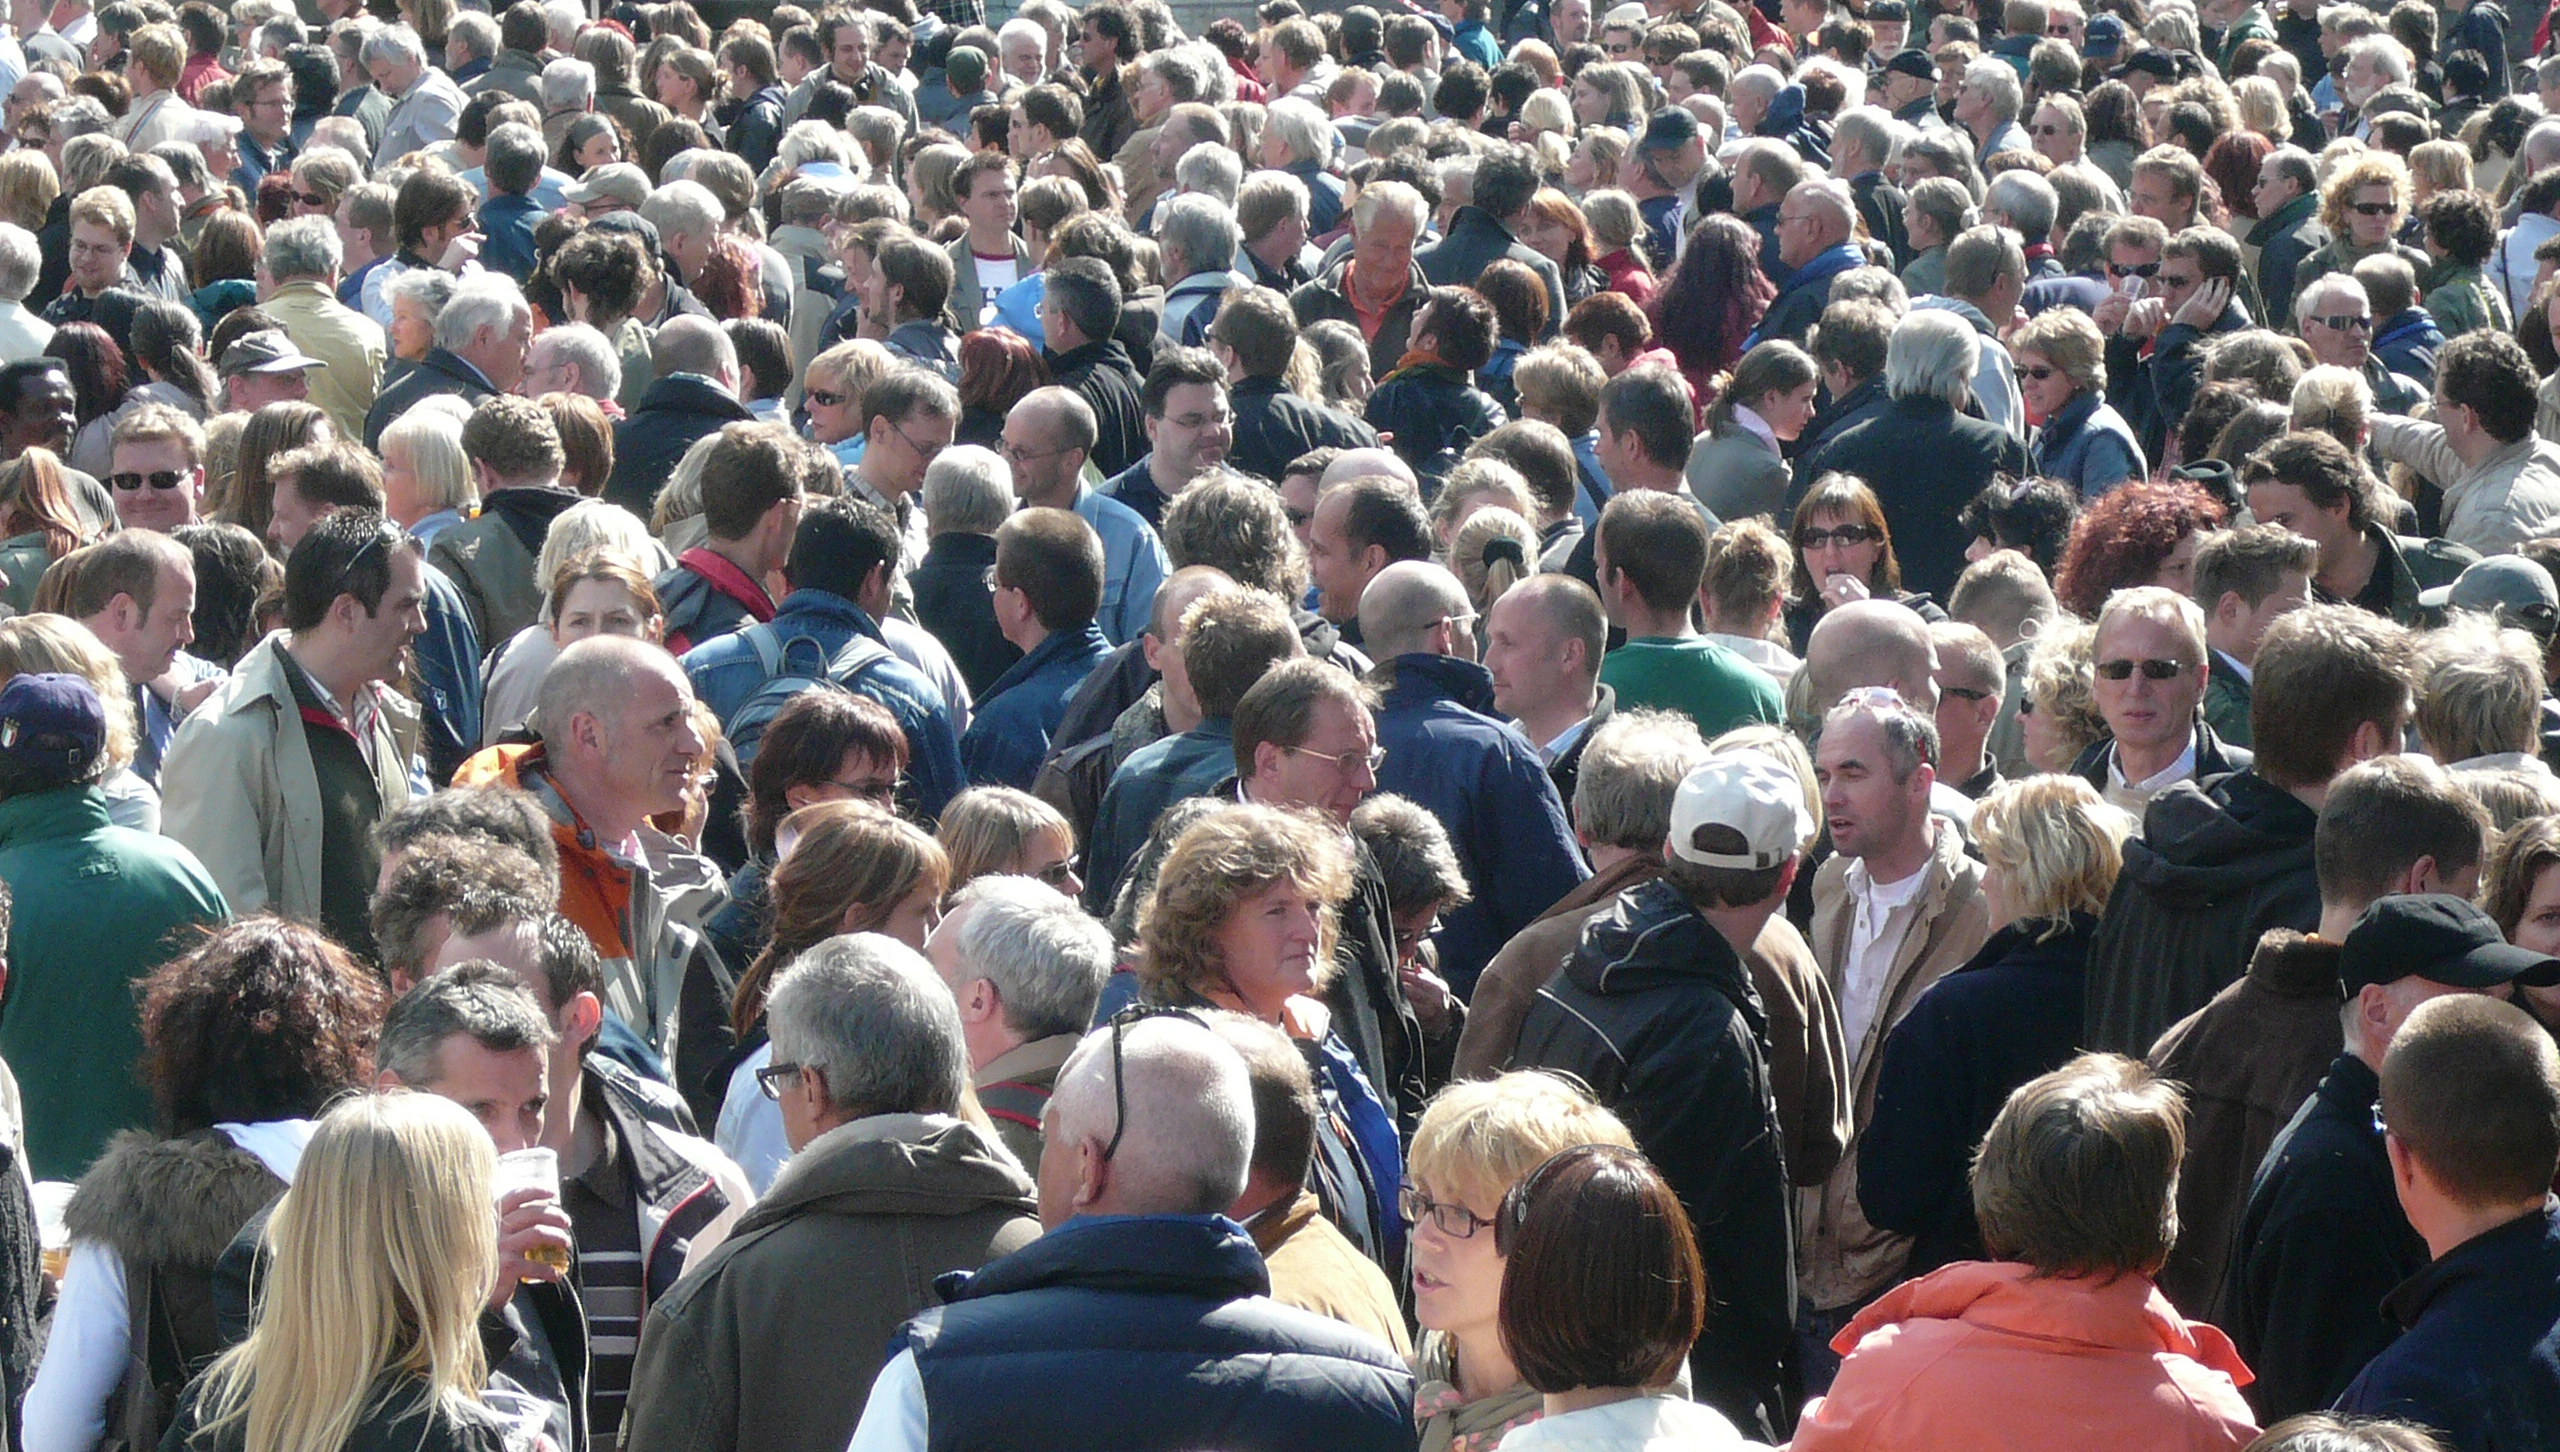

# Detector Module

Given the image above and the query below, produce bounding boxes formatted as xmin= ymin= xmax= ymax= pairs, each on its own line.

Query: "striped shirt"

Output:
xmin=566 ymin=1107 xmax=646 ymax=1448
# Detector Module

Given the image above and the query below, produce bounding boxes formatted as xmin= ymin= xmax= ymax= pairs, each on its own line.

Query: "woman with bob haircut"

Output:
xmin=1687 ymin=339 xmax=1818 ymax=524
xmin=2480 ymin=813 xmax=2560 ymax=1029
xmin=155 ymin=1092 xmax=511 ymax=1452
xmin=378 ymin=405 xmax=473 ymax=545
xmin=1406 ymin=1072 xmax=1639 ymax=1452
xmin=955 ymin=327 xmax=1049 ymax=449
xmin=1488 ymin=1144 xmax=1752 ymax=1450
xmin=936 ymin=784 xmax=1080 ymax=897
xmin=1515 ymin=189 xmax=1604 ymax=307
xmin=1578 ymin=190 xmax=1654 ymax=305
xmin=1791 ymin=1054 xmax=2259 ymax=1452
xmin=1858 ymin=775 xmax=2137 ymax=1278
xmin=1782 ymin=473 xmax=1946 ymax=655
xmin=2051 ymin=476 xmax=2229 ymax=619
xmin=2011 ymin=308 xmax=2146 ymax=498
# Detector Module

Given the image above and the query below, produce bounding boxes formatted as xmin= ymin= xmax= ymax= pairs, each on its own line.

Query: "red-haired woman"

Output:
xmin=1645 ymin=214 xmax=1773 ymax=411
xmin=2052 ymin=477 xmax=2228 ymax=619
xmin=956 ymin=326 xmax=1050 ymax=449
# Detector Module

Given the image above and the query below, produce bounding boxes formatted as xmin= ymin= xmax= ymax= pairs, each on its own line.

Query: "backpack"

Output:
xmin=721 ymin=621 xmax=899 ymax=766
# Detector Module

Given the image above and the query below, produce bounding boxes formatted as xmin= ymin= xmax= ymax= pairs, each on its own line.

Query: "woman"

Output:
xmin=1569 ymin=61 xmax=1648 ymax=132
xmin=69 ymin=303 xmax=212 ymax=478
xmin=213 ymin=400 xmax=330 ymax=543
xmin=378 ymin=406 xmax=472 ymax=545
xmin=2022 ymin=619 xmax=2107 ymax=774
xmin=385 ymin=268 xmax=456 ymax=377
xmin=1646 ymin=215 xmax=1772 ymax=409
xmin=186 ymin=211 xmax=260 ymax=331
xmin=0 ymin=449 xmax=90 ymax=616
xmin=1406 ymin=1073 xmax=1639 ymax=1452
xmin=1792 ymin=1055 xmax=2258 ymax=1452
xmin=554 ymin=112 xmax=629 ymax=176
xmin=548 ymin=230 xmax=656 ymax=413
xmin=0 ymin=612 xmax=160 ymax=830
xmin=0 ymin=150 xmax=56 ymax=232
xmin=2011 ymin=308 xmax=2146 ymax=498
xmin=173 ymin=520 xmax=278 ymax=668
xmin=1516 ymin=190 xmax=1604 ymax=307
xmin=1783 ymin=473 xmax=1946 ymax=655
xmin=937 ymin=784 xmax=1079 ymax=896
xmin=655 ymin=45 xmax=720 ymax=131
xmin=286 ymin=150 xmax=358 ymax=224
xmin=45 ymin=323 xmax=125 ymax=479
xmin=1307 ymin=320 xmax=1376 ymax=411
xmin=2084 ymin=81 xmax=2145 ymax=189
xmin=548 ymin=555 xmax=664 ymax=649
xmin=1859 ymin=775 xmax=2135 ymax=1278
xmin=1562 ymin=127 xmax=1628 ymax=197
xmin=956 ymin=327 xmax=1049 ymax=449
xmin=540 ymin=393 xmax=614 ymax=498
xmin=715 ymin=800 xmax=947 ymax=1190
xmin=1701 ymin=518 xmax=1802 ymax=685
xmin=475 ymin=504 xmax=669 ymax=742
xmin=2483 ymin=815 xmax=2560 ymax=1028
xmin=692 ymin=234 xmax=765 ymax=322
xmin=1687 ymin=340 xmax=1817 ymax=523
xmin=1580 ymin=190 xmax=1654 ymax=304
xmin=157 ymin=1093 xmax=518 ymax=1452
xmin=24 ymin=918 xmax=383 ymax=1452
xmin=2052 ymin=477 xmax=2227 ymax=619
xmin=1450 ymin=508 xmax=1537 ymax=633
xmin=2292 ymin=152 xmax=2431 ymax=322
xmin=1899 ymin=176 xmax=1975 ymax=297
xmin=1490 ymin=1144 xmax=1750 ymax=1450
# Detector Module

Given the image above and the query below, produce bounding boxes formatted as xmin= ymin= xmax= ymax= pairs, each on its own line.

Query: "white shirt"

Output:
xmin=716 ymin=1042 xmax=794 ymax=1195
xmin=1840 ymin=855 xmax=1928 ymax=1059
xmin=845 ymin=1348 xmax=930 ymax=1452
xmin=967 ymin=250 xmax=1018 ymax=326
xmin=2104 ymin=734 xmax=2198 ymax=817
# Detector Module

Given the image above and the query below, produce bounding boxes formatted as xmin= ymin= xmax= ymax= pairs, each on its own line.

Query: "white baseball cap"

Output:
xmin=1667 ymin=753 xmax=1817 ymax=870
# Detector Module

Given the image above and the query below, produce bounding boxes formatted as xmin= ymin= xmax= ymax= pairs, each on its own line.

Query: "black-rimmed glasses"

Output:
xmin=755 ymin=1061 xmax=805 ymax=1099
xmin=1402 ymin=1186 xmax=1497 ymax=1239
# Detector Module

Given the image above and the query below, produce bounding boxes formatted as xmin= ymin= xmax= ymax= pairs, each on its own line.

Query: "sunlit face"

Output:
xmin=2246 ymin=478 xmax=2356 ymax=566
xmin=2347 ymin=181 xmax=2401 ymax=248
xmin=1516 ymin=209 xmax=1569 ymax=265
xmin=1572 ymin=76 xmax=1608 ymax=125
xmin=2128 ymin=168 xmax=2185 ymax=225
xmin=2015 ymin=348 xmax=2075 ymax=421
xmin=1144 ymin=381 xmax=1231 ymax=476
xmin=553 ymin=577 xmax=658 ymax=645
xmin=1816 ymin=713 xmax=1926 ymax=863
xmin=415 ymin=1037 xmax=548 ymax=1154
xmin=875 ymin=878 xmax=943 ymax=952
xmin=804 ymin=367 xmax=858 ymax=443
xmin=655 ymin=60 xmax=698 ymax=110
xmin=2252 ymin=156 xmax=2300 ymax=222
xmin=67 ymin=218 xmax=127 ymax=293
xmin=108 ymin=436 xmax=201 ymax=532
xmin=1251 ymin=696 xmax=1378 ymax=822
xmin=389 ymin=292 xmax=436 ymax=360
xmin=1408 ymin=1168 xmax=1504 ymax=1341
xmin=576 ymin=127 xmax=621 ymax=170
xmin=1800 ymin=507 xmax=1883 ymax=591
xmin=2091 ymin=609 xmax=2206 ymax=755
xmin=591 ymin=663 xmax=706 ymax=821
xmin=2030 ymin=103 xmax=2075 ymax=165
xmin=1210 ymin=875 xmax=1330 ymax=1020
xmin=1755 ymin=377 xmax=1820 ymax=441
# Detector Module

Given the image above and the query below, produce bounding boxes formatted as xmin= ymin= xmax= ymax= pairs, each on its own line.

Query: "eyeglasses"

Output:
xmin=1401 ymin=1186 xmax=1498 ymax=1240
xmin=2095 ymin=656 xmax=2191 ymax=680
xmin=1494 ymin=1143 xmax=1655 ymax=1257
xmin=1287 ymin=741 xmax=1386 ymax=773
xmin=1102 ymin=1003 xmax=1208 ymax=1160
xmin=1032 ymin=857 xmax=1078 ymax=888
xmin=754 ymin=1061 xmax=806 ymax=1099
xmin=1166 ymin=408 xmax=1233 ymax=431
xmin=2029 ymin=122 xmax=2064 ymax=136
xmin=887 ymin=418 xmax=948 ymax=462
xmin=109 ymin=468 xmax=186 ymax=491
xmin=2308 ymin=313 xmax=2372 ymax=332
xmin=2015 ymin=364 xmax=2059 ymax=382
xmin=828 ymin=774 xmax=901 ymax=805
xmin=2156 ymin=273 xmax=2199 ymax=291
xmin=804 ymin=386 xmax=847 ymax=407
xmin=2105 ymin=260 xmax=2160 ymax=278
xmin=1002 ymin=438 xmax=1067 ymax=465
xmin=2349 ymin=199 xmax=2399 ymax=216
xmin=1800 ymin=523 xmax=1882 ymax=549
xmin=294 ymin=191 xmax=332 ymax=208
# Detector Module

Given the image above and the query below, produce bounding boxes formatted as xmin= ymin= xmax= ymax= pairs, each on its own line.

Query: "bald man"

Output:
xmin=453 ymin=635 xmax=714 ymax=1056
xmin=1756 ymin=178 xmax=1865 ymax=347
xmin=1362 ymin=561 xmax=1587 ymax=995
xmin=1318 ymin=445 xmax=1419 ymax=492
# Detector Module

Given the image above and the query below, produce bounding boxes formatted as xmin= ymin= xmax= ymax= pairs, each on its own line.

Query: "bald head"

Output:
xmin=1321 ymin=446 xmax=1418 ymax=491
xmin=1806 ymin=598 xmax=1941 ymax=712
xmin=1359 ymin=559 xmax=1474 ymax=662
xmin=1044 ymin=1015 xmax=1254 ymax=1225
xmin=1150 ymin=564 xmax=1237 ymax=644
xmin=536 ymin=635 xmax=686 ymax=754
xmin=1791 ymin=179 xmax=1853 ymax=238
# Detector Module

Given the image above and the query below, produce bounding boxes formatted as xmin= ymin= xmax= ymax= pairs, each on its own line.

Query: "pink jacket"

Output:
xmin=1787 ymin=1262 xmax=2259 ymax=1452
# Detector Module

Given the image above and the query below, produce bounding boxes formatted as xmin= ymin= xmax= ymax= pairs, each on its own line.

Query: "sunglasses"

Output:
xmin=1800 ymin=523 xmax=1882 ymax=549
xmin=294 ymin=190 xmax=332 ymax=208
xmin=2015 ymin=364 xmax=2059 ymax=381
xmin=2029 ymin=122 xmax=2064 ymax=136
xmin=108 ymin=468 xmax=186 ymax=491
xmin=2095 ymin=657 xmax=2190 ymax=680
xmin=2349 ymin=200 xmax=2399 ymax=216
xmin=2308 ymin=313 xmax=2372 ymax=332
xmin=2106 ymin=260 xmax=2160 ymax=278
xmin=1102 ymin=1003 xmax=1208 ymax=1161
xmin=804 ymin=386 xmax=847 ymax=407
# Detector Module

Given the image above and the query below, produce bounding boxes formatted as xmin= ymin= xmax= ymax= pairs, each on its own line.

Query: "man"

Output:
xmin=1001 ymin=384 xmax=1168 ymax=645
xmin=2084 ymin=604 xmax=2417 ymax=1055
xmin=657 ymin=421 xmax=800 ymax=656
xmin=1951 ymin=55 xmax=2026 ymax=163
xmin=2099 ymin=223 xmax=2253 ymax=464
xmin=1627 ymin=105 xmax=1706 ymax=271
xmin=44 ymin=185 xmax=145 ymax=332
xmin=2129 ymin=142 xmax=2206 ymax=231
xmin=2151 ymin=755 xmax=2489 ymax=1316
xmin=2072 ymin=587 xmax=2251 ymax=814
xmin=865 ymin=233 xmax=963 ymax=383
xmin=257 ymin=213 xmax=385 ymax=441
xmin=1726 ymin=141 xmax=1808 ymax=285
xmin=2244 ymin=431 xmax=2472 ymax=625
xmin=1562 ymin=365 xmax=1718 ymax=594
xmin=605 ymin=315 xmax=757 ymax=515
xmin=217 ymin=328 xmax=320 ymax=414
xmin=2028 ymin=92 xmax=2126 ymax=213
xmin=1829 ymin=107 xmax=1910 ymax=269
xmin=1415 ymin=142 xmax=1567 ymax=337
xmin=1928 ymin=621 xmax=2004 ymax=798
xmin=1754 ymin=179 xmax=1862 ymax=348
xmin=1791 ymin=301 xmax=1896 ymax=492
xmin=518 ymin=322 xmax=622 ymax=409
xmin=2337 ymin=995 xmax=2560 ymax=1449
xmin=2251 ymin=145 xmax=2326 ymax=327
xmin=946 ymin=150 xmax=1027 ymax=332
xmin=161 ymin=509 xmax=422 ymax=956
xmin=1594 ymin=491 xmax=1784 ymax=738
xmin=1924 ymin=224 xmax=2028 ymax=438
xmin=1156 ymin=194 xmax=1247 ymax=350
xmin=0 ymin=672 xmax=224 ymax=1180
xmin=1508 ymin=750 xmax=1812 ymax=1438
xmin=2291 ymin=274 xmax=2427 ymax=417
xmin=625 ymin=936 xmax=1040 ymax=1452
xmin=911 ymin=448 xmax=1016 ymax=699
xmin=428 ymin=394 xmax=582 ymax=646
xmin=1038 ymin=256 xmax=1146 ymax=477
xmin=681 ymin=498 xmax=967 ymax=818
xmin=117 ymin=23 xmax=201 ymax=154
xmin=1800 ymin=688 xmax=1993 ymax=1383
xmin=451 ymin=636 xmax=712 ymax=1057
xmin=465 ymin=2 xmax=546 ymax=104
xmin=2194 ymin=525 xmax=2315 ymax=749
xmin=104 ymin=399 xmax=205 ymax=534
xmin=364 ymin=272 xmax=531 ymax=449
xmin=1209 ymin=284 xmax=1379 ymax=488
xmin=1485 ymin=572 xmax=1609 ymax=806
xmin=924 ymin=875 xmax=1114 ymax=1172
xmin=1103 ymin=346 xmax=1230 ymax=531
xmin=66 ymin=528 xmax=208 ymax=786
xmin=1307 ymin=475 xmax=1432 ymax=652
xmin=1290 ymin=180 xmax=1430 ymax=383
xmin=1877 ymin=47 xmax=1939 ymax=126
xmin=102 ymin=153 xmax=187 ymax=306
xmin=845 ymin=1014 xmax=1415 ymax=1452
xmin=840 ymin=365 xmax=959 ymax=583
xmin=368 ymin=22 xmax=465 ymax=171
xmin=963 ymin=509 xmax=1114 ymax=790
xmin=2368 ymin=330 xmax=2560 ymax=555
xmin=1361 ymin=560 xmax=1588 ymax=995
xmin=2222 ymin=895 xmax=2560 ymax=1423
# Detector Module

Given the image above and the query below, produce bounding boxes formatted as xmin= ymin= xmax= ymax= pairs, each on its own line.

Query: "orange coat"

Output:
xmin=1788 ymin=1262 xmax=2259 ymax=1452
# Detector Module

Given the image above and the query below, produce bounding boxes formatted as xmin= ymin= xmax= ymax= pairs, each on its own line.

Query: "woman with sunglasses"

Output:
xmin=2287 ymin=152 xmax=2429 ymax=330
xmin=2010 ymin=308 xmax=2147 ymax=500
xmin=1404 ymin=1073 xmax=1638 ymax=1452
xmin=938 ymin=785 xmax=1081 ymax=898
xmin=1782 ymin=473 xmax=1947 ymax=656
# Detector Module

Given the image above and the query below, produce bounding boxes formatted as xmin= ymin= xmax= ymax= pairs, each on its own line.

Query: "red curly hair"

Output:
xmin=2053 ymin=478 xmax=2228 ymax=619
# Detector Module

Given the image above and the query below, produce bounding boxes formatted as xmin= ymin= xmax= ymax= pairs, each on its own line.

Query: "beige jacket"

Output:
xmin=2369 ymin=412 xmax=2560 ymax=555
xmin=1800 ymin=822 xmax=1991 ymax=1312
xmin=260 ymin=278 xmax=388 ymax=443
xmin=158 ymin=633 xmax=416 ymax=923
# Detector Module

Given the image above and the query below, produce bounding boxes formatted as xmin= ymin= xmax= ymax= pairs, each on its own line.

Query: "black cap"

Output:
xmin=1638 ymin=105 xmax=1699 ymax=152
xmin=2114 ymin=47 xmax=2179 ymax=80
xmin=1883 ymin=48 xmax=1936 ymax=81
xmin=2338 ymin=895 xmax=2560 ymax=996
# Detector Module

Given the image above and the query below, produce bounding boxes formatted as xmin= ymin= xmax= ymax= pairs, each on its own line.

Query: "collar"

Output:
xmin=2214 ymin=647 xmax=2253 ymax=685
xmin=1845 ymin=852 xmax=1930 ymax=911
xmin=2110 ymin=732 xmax=2199 ymax=794
xmin=974 ymin=1033 xmax=1080 ymax=1090
xmin=2382 ymin=1203 xmax=2558 ymax=1330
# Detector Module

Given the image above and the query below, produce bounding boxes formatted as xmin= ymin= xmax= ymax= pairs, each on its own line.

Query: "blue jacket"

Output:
xmin=960 ymin=622 xmax=1111 ymax=790
xmin=1363 ymin=360 xmax=1509 ymax=486
xmin=2375 ymin=306 xmax=2446 ymax=387
xmin=1286 ymin=158 xmax=1346 ymax=236
xmin=1080 ymin=717 xmax=1236 ymax=916
xmin=1745 ymin=240 xmax=1863 ymax=349
xmin=1069 ymin=482 xmax=1168 ymax=646
xmin=478 ymin=191 xmax=542 ymax=283
xmin=898 ymin=1214 xmax=1416 ymax=1452
xmin=2031 ymin=389 xmax=2148 ymax=499
xmin=679 ymin=589 xmax=965 ymax=820
xmin=1372 ymin=654 xmax=1586 ymax=995
xmin=2340 ymin=1203 xmax=2560 ymax=1451
xmin=417 ymin=561 xmax=485 ymax=785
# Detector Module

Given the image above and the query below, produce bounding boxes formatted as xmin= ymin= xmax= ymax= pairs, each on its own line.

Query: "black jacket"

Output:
xmin=724 ymin=84 xmax=788 ymax=171
xmin=1787 ymin=372 xmax=1889 ymax=501
xmin=2219 ymin=1051 xmax=2429 ymax=1423
xmin=162 ymin=1372 xmax=521 ymax=1452
xmin=911 ymin=531 xmax=1020 ymax=698
xmin=1805 ymin=395 xmax=2028 ymax=602
xmin=363 ymin=347 xmax=496 ymax=450
xmin=1363 ymin=360 xmax=1509 ymax=487
xmin=1415 ymin=206 xmax=1566 ymax=340
xmin=2105 ymin=299 xmax=2250 ymax=465
xmin=1507 ymin=878 xmax=1795 ymax=1440
xmin=2067 ymin=719 xmax=2253 ymax=797
xmin=1858 ymin=914 xmax=2101 ymax=1279
xmin=1546 ymin=682 xmax=1613 ymax=810
xmin=2338 ymin=1204 xmax=2560 ymax=1450
xmin=2083 ymin=767 xmax=2321 ymax=1056
xmin=1850 ymin=170 xmax=1912 ymax=268
xmin=607 ymin=374 xmax=757 ymax=515
xmin=1227 ymin=374 xmax=1379 ymax=485
xmin=1046 ymin=337 xmax=1148 ymax=477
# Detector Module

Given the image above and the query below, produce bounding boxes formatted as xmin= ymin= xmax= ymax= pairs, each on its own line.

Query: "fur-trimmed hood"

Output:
xmin=64 ymin=1130 xmax=285 ymax=1270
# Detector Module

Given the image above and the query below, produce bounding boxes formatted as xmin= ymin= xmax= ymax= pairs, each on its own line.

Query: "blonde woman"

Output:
xmin=157 ymin=1092 xmax=514 ymax=1452
xmin=936 ymin=785 xmax=1079 ymax=896
xmin=2289 ymin=364 xmax=2374 ymax=453
xmin=377 ymin=406 xmax=472 ymax=545
xmin=1856 ymin=773 xmax=2134 ymax=1278
xmin=1580 ymin=189 xmax=1654 ymax=303
xmin=2021 ymin=618 xmax=2106 ymax=774
xmin=1406 ymin=1072 xmax=1639 ymax=1452
xmin=1450 ymin=507 xmax=1537 ymax=633
xmin=0 ymin=612 xmax=154 ymax=829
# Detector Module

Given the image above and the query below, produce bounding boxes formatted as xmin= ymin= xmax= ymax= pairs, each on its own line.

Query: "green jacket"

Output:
xmin=2422 ymin=260 xmax=2511 ymax=340
xmin=0 ymin=785 xmax=226 ymax=1178
xmin=2204 ymin=659 xmax=2253 ymax=749
xmin=0 ymin=531 xmax=49 ymax=617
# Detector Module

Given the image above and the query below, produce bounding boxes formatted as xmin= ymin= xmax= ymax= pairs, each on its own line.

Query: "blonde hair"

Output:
xmin=2289 ymin=363 xmax=2373 ymax=450
xmin=379 ymin=407 xmax=474 ymax=516
xmin=935 ymin=785 xmax=1073 ymax=889
xmin=2417 ymin=616 xmax=2545 ymax=764
xmin=0 ymin=152 xmax=59 ymax=234
xmin=1408 ymin=1070 xmax=1636 ymax=1211
xmin=533 ymin=500 xmax=664 ymax=621
xmin=68 ymin=184 xmax=134 ymax=246
xmin=190 ymin=1092 xmax=496 ymax=1452
xmin=0 ymin=613 xmax=137 ymax=771
xmin=1580 ymin=188 xmax=1645 ymax=259
xmin=2025 ymin=617 xmax=2108 ymax=767
xmin=128 ymin=22 xmax=186 ymax=90
xmin=2233 ymin=76 xmax=2287 ymax=138
xmin=2408 ymin=139 xmax=2473 ymax=196
xmin=1137 ymin=803 xmax=1354 ymax=1007
xmin=1972 ymin=774 xmax=2132 ymax=937
xmin=2319 ymin=149 xmax=2411 ymax=235
xmin=1450 ymin=505 xmax=1537 ymax=617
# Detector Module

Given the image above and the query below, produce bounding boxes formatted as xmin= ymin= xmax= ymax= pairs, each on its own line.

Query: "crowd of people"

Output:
xmin=0 ymin=0 xmax=2551 ymax=1447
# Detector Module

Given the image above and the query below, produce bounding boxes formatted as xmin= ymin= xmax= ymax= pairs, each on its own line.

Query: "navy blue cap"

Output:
xmin=0 ymin=673 xmax=103 ymax=784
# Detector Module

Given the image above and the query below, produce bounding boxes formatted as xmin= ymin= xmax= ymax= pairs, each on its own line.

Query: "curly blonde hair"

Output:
xmin=1136 ymin=803 xmax=1355 ymax=1007
xmin=2319 ymin=150 xmax=2412 ymax=237
xmin=2024 ymin=617 xmax=2107 ymax=770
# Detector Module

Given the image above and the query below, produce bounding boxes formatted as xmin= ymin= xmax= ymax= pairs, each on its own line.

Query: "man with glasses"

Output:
xmin=104 ymin=400 xmax=204 ymax=533
xmin=2250 ymin=145 xmax=2321 ymax=327
xmin=1927 ymin=621 xmax=2006 ymax=798
xmin=961 ymin=508 xmax=1113 ymax=791
xmin=1002 ymin=384 xmax=1167 ymax=646
xmin=2292 ymin=273 xmax=2425 ymax=415
xmin=230 ymin=58 xmax=297 ymax=192
xmin=848 ymin=364 xmax=960 ymax=582
xmin=1755 ymin=178 xmax=1862 ymax=349
xmin=1102 ymin=345 xmax=1232 ymax=532
xmin=2367 ymin=329 xmax=2560 ymax=554
xmin=2075 ymin=586 xmax=2246 ymax=815
xmin=2101 ymin=224 xmax=2252 ymax=463
xmin=2029 ymin=94 xmax=2125 ymax=213
xmin=923 ymin=875 xmax=1115 ymax=1173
